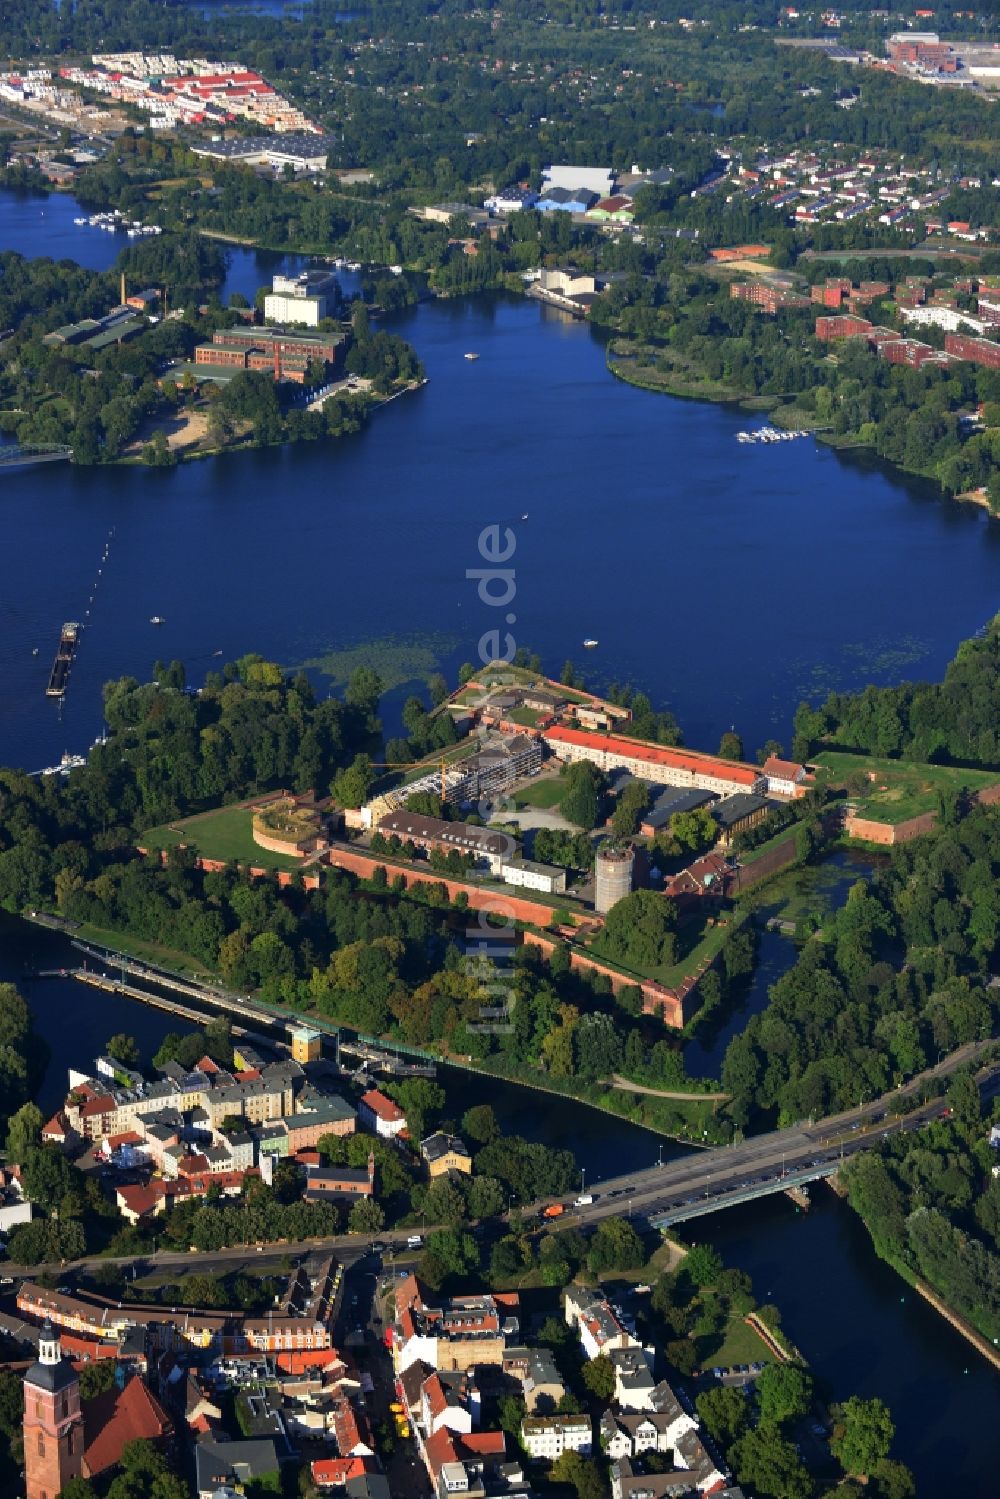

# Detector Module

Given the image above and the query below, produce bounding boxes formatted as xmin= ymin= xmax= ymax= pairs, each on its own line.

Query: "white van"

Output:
xmin=574 ymin=1194 xmax=595 ymax=1207
xmin=407 ymin=1234 xmax=423 ymax=1249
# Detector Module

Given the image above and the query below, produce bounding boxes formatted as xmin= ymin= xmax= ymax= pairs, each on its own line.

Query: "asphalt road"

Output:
xmin=569 ymin=1041 xmax=998 ymax=1229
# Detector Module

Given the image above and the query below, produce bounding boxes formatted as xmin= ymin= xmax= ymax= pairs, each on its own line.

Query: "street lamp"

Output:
xmin=581 ymin=1167 xmax=587 ymax=1198
xmin=657 ymin=1144 xmax=663 ymax=1169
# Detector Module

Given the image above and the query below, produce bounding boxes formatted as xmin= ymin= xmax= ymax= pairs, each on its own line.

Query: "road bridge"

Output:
xmin=548 ymin=1045 xmax=999 ymax=1232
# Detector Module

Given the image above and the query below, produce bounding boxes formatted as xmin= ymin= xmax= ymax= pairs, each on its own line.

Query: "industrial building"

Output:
xmin=264 ymin=269 xmax=340 ymax=327
xmin=191 ymin=134 xmax=335 ymax=172
xmin=193 ymin=326 xmax=343 ymax=382
xmin=543 ymin=725 xmax=765 ymax=798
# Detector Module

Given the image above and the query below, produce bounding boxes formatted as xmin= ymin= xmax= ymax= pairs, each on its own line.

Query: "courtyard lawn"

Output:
xmin=512 ymin=777 xmax=566 ymax=810
xmin=141 ymin=803 xmax=303 ymax=872
xmin=813 ymin=751 xmax=997 ymax=824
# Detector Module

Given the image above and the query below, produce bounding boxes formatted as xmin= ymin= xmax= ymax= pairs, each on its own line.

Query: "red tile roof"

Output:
xmin=312 ymin=1457 xmax=370 ymax=1488
xmin=762 ymin=756 xmax=806 ymax=781
xmin=543 ymin=726 xmax=761 ymax=787
xmin=80 ymin=1095 xmax=116 ymax=1118
xmin=359 ymin=1088 xmax=404 ymax=1123
xmin=277 ymin=1348 xmax=341 ymax=1374
xmin=83 ymin=1376 xmax=172 ymax=1476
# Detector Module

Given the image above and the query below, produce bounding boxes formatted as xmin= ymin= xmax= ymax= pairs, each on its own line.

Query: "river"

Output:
xmin=4 ymin=188 xmax=1000 ymax=1486
xmin=4 ymin=910 xmax=999 ymax=1490
xmin=4 ymin=189 xmax=1000 ymax=774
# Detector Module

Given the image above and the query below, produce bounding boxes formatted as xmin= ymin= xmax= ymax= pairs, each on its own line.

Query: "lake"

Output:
xmin=3 ymin=190 xmax=1000 ymax=774
xmin=3 ymin=189 xmax=1000 ymax=1485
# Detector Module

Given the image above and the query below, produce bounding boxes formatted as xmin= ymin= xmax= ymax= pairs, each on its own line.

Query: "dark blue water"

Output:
xmin=702 ymin=1192 xmax=1000 ymax=1496
xmin=4 ymin=191 xmax=1000 ymax=772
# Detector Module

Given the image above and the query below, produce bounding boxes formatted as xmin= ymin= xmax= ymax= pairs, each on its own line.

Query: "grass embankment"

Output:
xmin=75 ymin=922 xmax=209 ymax=977
xmin=813 ymin=751 xmax=997 ymax=824
xmin=141 ymin=803 xmax=303 ymax=872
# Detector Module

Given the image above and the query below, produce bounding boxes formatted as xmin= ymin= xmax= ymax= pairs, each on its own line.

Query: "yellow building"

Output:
xmin=290 ymin=1025 xmax=322 ymax=1064
xmin=421 ymin=1132 xmax=473 ymax=1179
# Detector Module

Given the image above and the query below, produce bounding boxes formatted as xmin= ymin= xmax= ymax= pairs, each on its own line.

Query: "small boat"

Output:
xmin=32 ymin=647 xmax=38 ymax=656
xmin=149 ymin=615 xmax=165 ymax=626
xmin=521 ymin=513 xmax=529 ymax=520
xmin=464 ymin=352 xmax=479 ymax=361
xmin=583 ymin=638 xmax=599 ymax=649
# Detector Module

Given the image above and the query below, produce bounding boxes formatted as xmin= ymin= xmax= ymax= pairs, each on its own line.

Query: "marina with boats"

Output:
xmin=736 ymin=425 xmax=810 ymax=445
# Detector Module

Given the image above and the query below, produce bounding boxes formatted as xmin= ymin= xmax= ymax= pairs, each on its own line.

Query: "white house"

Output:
xmin=564 ymin=1287 xmax=641 ymax=1361
xmin=358 ymin=1088 xmax=407 ymax=1138
xmin=520 ymin=1413 xmax=592 ymax=1460
xmin=761 ymin=755 xmax=809 ymax=798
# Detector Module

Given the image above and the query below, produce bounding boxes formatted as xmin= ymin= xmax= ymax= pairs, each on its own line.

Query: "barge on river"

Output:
xmin=45 ymin=622 xmax=80 ymax=698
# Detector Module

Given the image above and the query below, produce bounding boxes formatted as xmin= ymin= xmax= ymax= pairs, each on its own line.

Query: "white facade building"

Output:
xmin=520 ymin=1414 xmax=592 ymax=1460
xmin=900 ymin=304 xmax=985 ymax=335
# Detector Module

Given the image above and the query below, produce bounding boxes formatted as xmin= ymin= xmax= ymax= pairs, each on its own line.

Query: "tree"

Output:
xmin=560 ymin=761 xmax=603 ymax=830
xmin=5 ymin=1101 xmax=43 ymax=1164
xmin=588 ymin=1215 xmax=645 ymax=1273
xmin=550 ymin=1451 xmax=605 ymax=1499
xmin=696 ymin=1385 xmax=749 ymax=1447
xmin=581 ymin=1352 xmax=615 ymax=1400
xmin=757 ymin=1362 xmax=814 ymax=1426
xmin=462 ymin=1103 xmax=499 ymax=1144
xmin=732 ymin=1425 xmax=811 ymax=1499
xmin=349 ymin=1198 xmax=385 ymax=1234
xmin=719 ymin=730 xmax=745 ymax=761
xmin=683 ymin=1243 xmax=723 ymax=1288
xmin=832 ymin=1396 xmax=895 ymax=1478
xmin=79 ymin=1359 xmax=119 ymax=1400
xmin=105 ymin=1033 xmax=140 ymax=1067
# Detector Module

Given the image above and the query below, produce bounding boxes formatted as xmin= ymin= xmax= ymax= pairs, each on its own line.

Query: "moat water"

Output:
xmin=3 ymin=190 xmax=1000 ymax=1488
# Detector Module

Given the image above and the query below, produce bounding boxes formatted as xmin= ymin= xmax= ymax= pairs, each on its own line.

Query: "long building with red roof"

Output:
xmin=542 ymin=725 xmax=765 ymax=797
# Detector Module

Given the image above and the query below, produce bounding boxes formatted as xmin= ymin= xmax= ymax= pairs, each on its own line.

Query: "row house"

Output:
xmin=563 ymin=1287 xmax=642 ymax=1362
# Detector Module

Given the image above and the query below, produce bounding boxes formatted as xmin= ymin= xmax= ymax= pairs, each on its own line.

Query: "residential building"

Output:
xmin=521 ymin=1413 xmax=592 ymax=1459
xmin=815 ymin=314 xmax=872 ymax=340
xmin=358 ymin=1089 xmax=406 ymax=1138
xmin=391 ymin=1275 xmax=517 ymax=1376
xmin=195 ymin=1438 xmax=280 ymax=1499
xmin=944 ymin=333 xmax=1000 ymax=370
xmin=563 ymin=1287 xmax=641 ymax=1361
xmin=761 ymin=756 xmax=810 ymax=798
xmin=421 ymin=1132 xmax=473 ymax=1178
xmin=502 ymin=1346 xmax=565 ymax=1412
xmin=543 ymin=726 xmax=765 ymax=798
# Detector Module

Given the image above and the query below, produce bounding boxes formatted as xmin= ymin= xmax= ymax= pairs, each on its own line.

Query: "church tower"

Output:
xmin=23 ymin=1318 xmax=83 ymax=1499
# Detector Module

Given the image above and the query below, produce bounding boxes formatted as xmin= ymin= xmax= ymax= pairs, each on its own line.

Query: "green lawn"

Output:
xmin=513 ymin=777 xmax=566 ymax=810
xmin=813 ymin=751 xmax=997 ymax=824
xmin=700 ymin=1311 xmax=775 ymax=1372
xmin=142 ymin=804 xmax=303 ymax=871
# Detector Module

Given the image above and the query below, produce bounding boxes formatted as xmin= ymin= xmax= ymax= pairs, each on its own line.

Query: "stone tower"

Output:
xmin=23 ymin=1318 xmax=83 ymax=1499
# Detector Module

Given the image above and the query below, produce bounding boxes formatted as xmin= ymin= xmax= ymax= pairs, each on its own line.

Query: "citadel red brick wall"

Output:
xmin=520 ymin=930 xmax=692 ymax=1028
xmin=322 ymin=846 xmax=556 ymax=926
